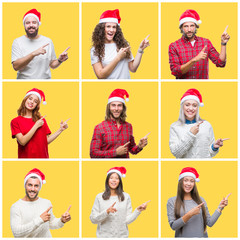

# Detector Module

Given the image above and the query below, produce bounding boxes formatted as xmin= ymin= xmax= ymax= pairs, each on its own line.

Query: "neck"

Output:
xmin=22 ymin=195 xmax=39 ymax=202
xmin=26 ymin=34 xmax=40 ymax=40
xmin=111 ymin=116 xmax=121 ymax=124
xmin=110 ymin=189 xmax=117 ymax=196
xmin=184 ymin=193 xmax=192 ymax=200
xmin=24 ymin=109 xmax=33 ymax=118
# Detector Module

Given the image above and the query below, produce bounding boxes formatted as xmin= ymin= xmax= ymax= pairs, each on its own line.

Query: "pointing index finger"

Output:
xmin=197 ymin=121 xmax=204 ymax=126
xmin=224 ymin=25 xmax=228 ymax=33
xmin=222 ymin=138 xmax=230 ymax=141
xmin=41 ymin=115 xmax=47 ymax=120
xmin=198 ymin=202 xmax=205 ymax=207
xmin=225 ymin=193 xmax=232 ymax=200
xmin=64 ymin=46 xmax=70 ymax=52
xmin=66 ymin=205 xmax=71 ymax=212
xmin=144 ymin=132 xmax=151 ymax=139
xmin=112 ymin=202 xmax=116 ymax=207
xmin=145 ymin=34 xmax=150 ymax=40
xmin=123 ymin=141 xmax=130 ymax=147
xmin=65 ymin=118 xmax=71 ymax=123
xmin=42 ymin=43 xmax=50 ymax=48
xmin=46 ymin=206 xmax=52 ymax=212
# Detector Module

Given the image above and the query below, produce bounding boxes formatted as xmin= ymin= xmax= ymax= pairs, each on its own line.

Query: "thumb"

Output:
xmin=123 ymin=141 xmax=130 ymax=147
xmin=46 ymin=206 xmax=52 ymax=212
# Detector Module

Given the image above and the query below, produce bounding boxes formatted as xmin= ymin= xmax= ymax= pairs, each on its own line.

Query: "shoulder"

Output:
xmin=170 ymin=121 xmax=182 ymax=129
xmin=13 ymin=35 xmax=25 ymax=43
xmin=124 ymin=121 xmax=132 ymax=127
xmin=123 ymin=192 xmax=130 ymax=198
xmin=167 ymin=196 xmax=177 ymax=204
xmin=169 ymin=38 xmax=182 ymax=48
xmin=11 ymin=199 xmax=22 ymax=209
xmin=196 ymin=36 xmax=212 ymax=45
xmin=200 ymin=196 xmax=206 ymax=203
xmin=38 ymin=198 xmax=52 ymax=206
xmin=90 ymin=47 xmax=95 ymax=54
xmin=94 ymin=121 xmax=108 ymax=129
xmin=202 ymin=120 xmax=212 ymax=128
xmin=40 ymin=35 xmax=53 ymax=43
xmin=11 ymin=116 xmax=21 ymax=123
xmin=95 ymin=192 xmax=104 ymax=200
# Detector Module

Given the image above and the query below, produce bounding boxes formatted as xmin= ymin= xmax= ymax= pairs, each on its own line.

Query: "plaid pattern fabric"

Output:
xmin=90 ymin=120 xmax=142 ymax=158
xmin=169 ymin=36 xmax=226 ymax=79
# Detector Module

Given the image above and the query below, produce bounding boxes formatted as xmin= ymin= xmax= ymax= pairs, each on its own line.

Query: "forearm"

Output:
xmin=49 ymin=217 xmax=64 ymax=229
xmin=180 ymin=58 xmax=197 ymax=74
xmin=90 ymin=147 xmax=117 ymax=158
xmin=94 ymin=57 xmax=121 ymax=79
xmin=47 ymin=129 xmax=63 ymax=144
xmin=126 ymin=209 xmax=141 ymax=224
xmin=90 ymin=209 xmax=109 ymax=224
xmin=129 ymin=50 xmax=143 ymax=72
xmin=182 ymin=211 xmax=192 ymax=223
xmin=12 ymin=52 xmax=36 ymax=71
xmin=49 ymin=59 xmax=61 ymax=69
xmin=16 ymin=125 xmax=39 ymax=146
xmin=219 ymin=45 xmax=227 ymax=62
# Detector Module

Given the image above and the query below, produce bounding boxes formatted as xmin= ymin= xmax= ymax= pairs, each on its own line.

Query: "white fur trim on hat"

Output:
xmin=24 ymin=173 xmax=45 ymax=188
xmin=180 ymin=95 xmax=204 ymax=107
xmin=99 ymin=18 xmax=119 ymax=24
xmin=179 ymin=17 xmax=200 ymax=26
xmin=107 ymin=169 xmax=125 ymax=178
xmin=179 ymin=172 xmax=200 ymax=182
xmin=25 ymin=91 xmax=41 ymax=102
xmin=23 ymin=13 xmax=41 ymax=25
xmin=108 ymin=97 xmax=125 ymax=104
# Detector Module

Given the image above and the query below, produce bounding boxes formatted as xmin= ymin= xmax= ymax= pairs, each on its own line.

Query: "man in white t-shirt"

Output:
xmin=11 ymin=9 xmax=70 ymax=79
xmin=10 ymin=168 xmax=71 ymax=238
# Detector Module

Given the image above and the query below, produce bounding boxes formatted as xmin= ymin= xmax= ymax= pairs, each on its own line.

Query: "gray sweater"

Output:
xmin=167 ymin=196 xmax=221 ymax=237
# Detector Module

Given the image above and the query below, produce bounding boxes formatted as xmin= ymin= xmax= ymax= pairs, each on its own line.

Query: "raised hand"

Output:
xmin=33 ymin=43 xmax=49 ymax=57
xmin=58 ymin=47 xmax=70 ymax=63
xmin=35 ymin=115 xmax=46 ymax=129
xmin=189 ymin=202 xmax=205 ymax=217
xmin=107 ymin=202 xmax=117 ymax=214
xmin=190 ymin=121 xmax=203 ymax=135
xmin=61 ymin=205 xmax=72 ymax=223
xmin=138 ymin=132 xmax=150 ymax=149
xmin=221 ymin=26 xmax=230 ymax=44
xmin=116 ymin=141 xmax=130 ymax=156
xmin=194 ymin=46 xmax=207 ymax=62
xmin=60 ymin=118 xmax=70 ymax=131
xmin=137 ymin=200 xmax=150 ymax=212
xmin=117 ymin=46 xmax=130 ymax=60
xmin=219 ymin=193 xmax=231 ymax=209
xmin=139 ymin=35 xmax=150 ymax=51
xmin=40 ymin=206 xmax=52 ymax=222
xmin=213 ymin=138 xmax=229 ymax=148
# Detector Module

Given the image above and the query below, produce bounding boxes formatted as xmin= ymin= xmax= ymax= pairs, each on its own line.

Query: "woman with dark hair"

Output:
xmin=167 ymin=167 xmax=230 ymax=237
xmin=10 ymin=88 xmax=69 ymax=158
xmin=91 ymin=9 xmax=150 ymax=79
xmin=90 ymin=167 xmax=149 ymax=238
xmin=169 ymin=88 xmax=227 ymax=158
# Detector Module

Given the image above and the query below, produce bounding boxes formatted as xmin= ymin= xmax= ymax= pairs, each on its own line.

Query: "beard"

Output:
xmin=182 ymin=29 xmax=197 ymax=40
xmin=25 ymin=189 xmax=39 ymax=200
xmin=25 ymin=27 xmax=39 ymax=39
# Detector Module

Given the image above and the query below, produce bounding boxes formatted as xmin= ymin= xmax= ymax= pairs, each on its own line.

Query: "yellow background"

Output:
xmin=161 ymin=82 xmax=238 ymax=158
xmin=82 ymin=161 xmax=158 ymax=238
xmin=82 ymin=2 xmax=158 ymax=79
xmin=161 ymin=3 xmax=238 ymax=79
xmin=161 ymin=161 xmax=238 ymax=238
xmin=2 ymin=2 xmax=79 ymax=79
xmin=82 ymin=82 xmax=158 ymax=158
xmin=2 ymin=161 xmax=79 ymax=238
xmin=3 ymin=82 xmax=79 ymax=158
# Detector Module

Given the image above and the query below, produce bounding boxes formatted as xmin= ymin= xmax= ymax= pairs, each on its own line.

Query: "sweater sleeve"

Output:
xmin=125 ymin=195 xmax=141 ymax=224
xmin=128 ymin=124 xmax=142 ymax=155
xmin=208 ymin=123 xmax=219 ymax=157
xmin=167 ymin=198 xmax=186 ymax=230
xmin=169 ymin=124 xmax=196 ymax=158
xmin=49 ymin=207 xmax=64 ymax=230
xmin=10 ymin=204 xmax=44 ymax=238
xmin=90 ymin=195 xmax=109 ymax=224
xmin=203 ymin=198 xmax=221 ymax=227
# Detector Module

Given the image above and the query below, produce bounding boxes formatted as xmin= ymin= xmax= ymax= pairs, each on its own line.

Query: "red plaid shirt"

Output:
xmin=169 ymin=36 xmax=226 ymax=79
xmin=90 ymin=120 xmax=142 ymax=158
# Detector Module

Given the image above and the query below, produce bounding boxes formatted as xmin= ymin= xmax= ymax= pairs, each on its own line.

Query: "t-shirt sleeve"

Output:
xmin=128 ymin=51 xmax=134 ymax=62
xmin=90 ymin=47 xmax=100 ymax=65
xmin=11 ymin=39 xmax=23 ymax=63
xmin=50 ymin=40 xmax=57 ymax=61
xmin=43 ymin=119 xmax=51 ymax=135
xmin=11 ymin=118 xmax=21 ymax=138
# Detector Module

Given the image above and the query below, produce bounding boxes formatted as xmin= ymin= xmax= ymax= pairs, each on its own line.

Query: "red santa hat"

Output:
xmin=24 ymin=88 xmax=46 ymax=105
xmin=179 ymin=167 xmax=200 ymax=182
xmin=107 ymin=167 xmax=126 ymax=178
xmin=179 ymin=9 xmax=201 ymax=27
xmin=180 ymin=88 xmax=203 ymax=107
xmin=99 ymin=9 xmax=121 ymax=25
xmin=23 ymin=9 xmax=41 ymax=25
xmin=24 ymin=168 xmax=46 ymax=188
xmin=108 ymin=89 xmax=129 ymax=105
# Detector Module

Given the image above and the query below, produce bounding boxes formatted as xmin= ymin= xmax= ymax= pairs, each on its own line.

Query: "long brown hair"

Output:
xmin=92 ymin=23 xmax=131 ymax=62
xmin=105 ymin=103 xmax=127 ymax=122
xmin=17 ymin=95 xmax=41 ymax=122
xmin=174 ymin=178 xmax=207 ymax=232
xmin=102 ymin=172 xmax=125 ymax=201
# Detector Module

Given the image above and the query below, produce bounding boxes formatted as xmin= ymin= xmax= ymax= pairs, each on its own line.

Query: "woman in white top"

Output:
xmin=90 ymin=166 xmax=149 ymax=238
xmin=90 ymin=9 xmax=150 ymax=79
xmin=169 ymin=88 xmax=226 ymax=158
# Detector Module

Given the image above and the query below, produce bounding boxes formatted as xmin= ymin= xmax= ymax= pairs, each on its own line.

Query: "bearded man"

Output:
xmin=90 ymin=89 xmax=148 ymax=158
xmin=168 ymin=9 xmax=230 ymax=79
xmin=11 ymin=9 xmax=70 ymax=79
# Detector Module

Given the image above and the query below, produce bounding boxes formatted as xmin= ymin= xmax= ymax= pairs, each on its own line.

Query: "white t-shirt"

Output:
xmin=11 ymin=35 xmax=57 ymax=79
xmin=10 ymin=197 xmax=64 ymax=238
xmin=90 ymin=43 xmax=134 ymax=79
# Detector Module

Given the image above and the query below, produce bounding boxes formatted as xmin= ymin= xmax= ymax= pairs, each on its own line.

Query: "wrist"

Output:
xmin=58 ymin=59 xmax=63 ymax=64
xmin=138 ymin=48 xmax=144 ymax=54
xmin=221 ymin=42 xmax=227 ymax=46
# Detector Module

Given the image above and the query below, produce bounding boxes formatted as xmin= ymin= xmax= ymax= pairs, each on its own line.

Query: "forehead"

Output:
xmin=182 ymin=22 xmax=196 ymax=27
xmin=110 ymin=101 xmax=123 ymax=106
xmin=24 ymin=16 xmax=38 ymax=24
xmin=27 ymin=94 xmax=39 ymax=100
xmin=105 ymin=22 xmax=117 ymax=27
xmin=109 ymin=172 xmax=120 ymax=178
xmin=184 ymin=99 xmax=198 ymax=105
xmin=183 ymin=176 xmax=195 ymax=181
xmin=26 ymin=177 xmax=40 ymax=185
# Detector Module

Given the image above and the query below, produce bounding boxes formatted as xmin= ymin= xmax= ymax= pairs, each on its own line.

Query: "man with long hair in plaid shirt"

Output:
xmin=90 ymin=89 xmax=148 ymax=158
xmin=168 ymin=9 xmax=230 ymax=79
